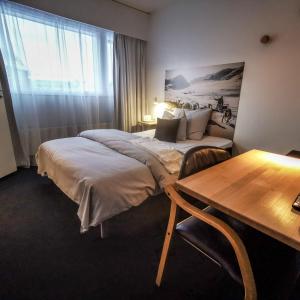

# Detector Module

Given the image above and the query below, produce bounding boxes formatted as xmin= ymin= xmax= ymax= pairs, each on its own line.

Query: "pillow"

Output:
xmin=154 ymin=118 xmax=180 ymax=143
xmin=162 ymin=109 xmax=187 ymax=141
xmin=173 ymin=108 xmax=187 ymax=141
xmin=185 ymin=109 xmax=211 ymax=140
xmin=162 ymin=110 xmax=174 ymax=120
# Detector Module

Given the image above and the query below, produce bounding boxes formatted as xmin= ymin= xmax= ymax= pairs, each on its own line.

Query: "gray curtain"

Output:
xmin=113 ymin=33 xmax=147 ymax=132
xmin=0 ymin=50 xmax=25 ymax=166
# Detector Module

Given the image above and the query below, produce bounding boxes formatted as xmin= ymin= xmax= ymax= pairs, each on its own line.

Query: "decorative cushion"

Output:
xmin=185 ymin=109 xmax=211 ymax=140
xmin=154 ymin=118 xmax=180 ymax=143
xmin=162 ymin=109 xmax=187 ymax=141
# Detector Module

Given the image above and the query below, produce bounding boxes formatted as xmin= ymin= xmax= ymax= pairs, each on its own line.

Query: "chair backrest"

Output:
xmin=178 ymin=146 xmax=231 ymax=180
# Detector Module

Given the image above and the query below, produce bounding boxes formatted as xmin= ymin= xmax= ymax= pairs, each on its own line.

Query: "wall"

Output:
xmin=13 ymin=0 xmax=149 ymax=40
xmin=147 ymin=0 xmax=300 ymax=154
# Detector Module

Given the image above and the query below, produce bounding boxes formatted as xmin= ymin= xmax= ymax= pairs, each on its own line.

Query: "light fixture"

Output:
xmin=153 ymin=101 xmax=167 ymax=119
xmin=260 ymin=35 xmax=272 ymax=44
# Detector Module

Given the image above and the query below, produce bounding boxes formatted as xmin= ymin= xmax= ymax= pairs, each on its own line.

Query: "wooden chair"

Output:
xmin=155 ymin=146 xmax=257 ymax=300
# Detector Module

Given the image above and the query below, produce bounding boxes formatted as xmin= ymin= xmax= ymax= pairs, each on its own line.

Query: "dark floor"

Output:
xmin=0 ymin=168 xmax=298 ymax=300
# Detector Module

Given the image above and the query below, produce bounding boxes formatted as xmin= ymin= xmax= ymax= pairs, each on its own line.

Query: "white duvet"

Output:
xmin=36 ymin=129 xmax=176 ymax=232
xmin=132 ymin=130 xmax=232 ymax=174
xmin=130 ymin=138 xmax=183 ymax=174
xmin=36 ymin=129 xmax=232 ymax=232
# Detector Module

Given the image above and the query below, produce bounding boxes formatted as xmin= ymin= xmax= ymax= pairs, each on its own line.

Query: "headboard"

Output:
xmin=165 ymin=62 xmax=245 ymax=139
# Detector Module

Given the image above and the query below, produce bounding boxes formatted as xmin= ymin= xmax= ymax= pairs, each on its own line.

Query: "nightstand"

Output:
xmin=136 ymin=120 xmax=157 ymax=132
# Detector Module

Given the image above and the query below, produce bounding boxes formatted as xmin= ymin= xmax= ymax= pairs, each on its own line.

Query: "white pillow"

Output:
xmin=162 ymin=109 xmax=187 ymax=141
xmin=185 ymin=109 xmax=211 ymax=140
xmin=162 ymin=110 xmax=174 ymax=120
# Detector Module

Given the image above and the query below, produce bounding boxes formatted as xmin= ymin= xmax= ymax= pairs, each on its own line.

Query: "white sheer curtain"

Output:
xmin=0 ymin=0 xmax=114 ymax=166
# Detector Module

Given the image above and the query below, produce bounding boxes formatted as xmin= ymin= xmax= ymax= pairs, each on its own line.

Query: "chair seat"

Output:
xmin=176 ymin=206 xmax=256 ymax=284
xmin=176 ymin=206 xmax=300 ymax=298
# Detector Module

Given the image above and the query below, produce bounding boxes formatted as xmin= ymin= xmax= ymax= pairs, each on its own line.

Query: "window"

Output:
xmin=1 ymin=5 xmax=113 ymax=95
xmin=0 ymin=1 xmax=115 ymax=166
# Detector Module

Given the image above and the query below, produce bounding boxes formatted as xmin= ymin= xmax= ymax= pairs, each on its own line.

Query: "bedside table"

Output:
xmin=137 ymin=120 xmax=157 ymax=132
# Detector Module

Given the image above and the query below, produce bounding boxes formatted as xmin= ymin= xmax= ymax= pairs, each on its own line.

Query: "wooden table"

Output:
xmin=176 ymin=149 xmax=300 ymax=251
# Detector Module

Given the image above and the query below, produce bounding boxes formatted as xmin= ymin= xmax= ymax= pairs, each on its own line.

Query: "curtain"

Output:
xmin=0 ymin=49 xmax=24 ymax=164
xmin=0 ymin=0 xmax=114 ymax=166
xmin=113 ymin=33 xmax=147 ymax=132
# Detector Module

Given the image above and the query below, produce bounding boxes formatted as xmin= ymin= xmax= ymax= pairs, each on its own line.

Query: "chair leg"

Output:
xmin=156 ymin=201 xmax=177 ymax=287
xmin=99 ymin=223 xmax=105 ymax=239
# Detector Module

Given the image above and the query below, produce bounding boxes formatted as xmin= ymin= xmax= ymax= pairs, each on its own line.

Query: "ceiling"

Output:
xmin=113 ymin=0 xmax=172 ymax=13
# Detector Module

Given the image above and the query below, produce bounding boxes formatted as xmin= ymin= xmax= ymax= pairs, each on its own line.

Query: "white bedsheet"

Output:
xmin=36 ymin=129 xmax=232 ymax=232
xmin=130 ymin=138 xmax=182 ymax=174
xmin=132 ymin=130 xmax=232 ymax=174
xmin=133 ymin=129 xmax=233 ymax=149
xmin=36 ymin=130 xmax=176 ymax=232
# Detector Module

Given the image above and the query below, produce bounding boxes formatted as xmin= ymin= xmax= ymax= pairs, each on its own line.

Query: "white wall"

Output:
xmin=13 ymin=0 xmax=149 ymax=40
xmin=147 ymin=0 xmax=300 ymax=154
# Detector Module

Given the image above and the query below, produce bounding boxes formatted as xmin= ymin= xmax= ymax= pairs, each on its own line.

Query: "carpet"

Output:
xmin=0 ymin=168 xmax=297 ymax=300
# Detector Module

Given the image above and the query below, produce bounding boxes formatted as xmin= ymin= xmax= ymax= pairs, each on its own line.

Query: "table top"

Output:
xmin=176 ymin=149 xmax=300 ymax=251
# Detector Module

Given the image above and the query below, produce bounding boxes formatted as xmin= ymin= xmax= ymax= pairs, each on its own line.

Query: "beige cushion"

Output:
xmin=185 ymin=109 xmax=211 ymax=140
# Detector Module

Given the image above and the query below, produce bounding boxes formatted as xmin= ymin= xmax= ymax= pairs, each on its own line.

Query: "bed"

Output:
xmin=36 ymin=129 xmax=232 ymax=233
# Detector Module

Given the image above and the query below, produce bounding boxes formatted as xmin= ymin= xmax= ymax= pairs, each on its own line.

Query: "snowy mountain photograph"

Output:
xmin=165 ymin=62 xmax=245 ymax=139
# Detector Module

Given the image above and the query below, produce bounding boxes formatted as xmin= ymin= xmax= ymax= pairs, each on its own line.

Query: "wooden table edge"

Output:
xmin=176 ymin=182 xmax=300 ymax=252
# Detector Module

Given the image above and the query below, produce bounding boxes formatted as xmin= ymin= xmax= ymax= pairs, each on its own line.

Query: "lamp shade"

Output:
xmin=153 ymin=102 xmax=167 ymax=119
